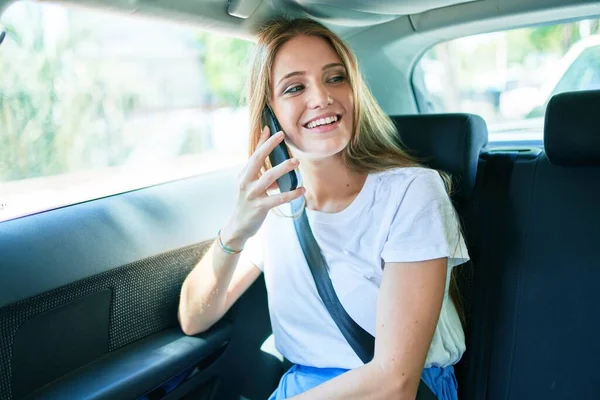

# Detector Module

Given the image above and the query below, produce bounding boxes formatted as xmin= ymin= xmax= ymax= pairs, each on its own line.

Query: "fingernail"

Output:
xmin=277 ymin=131 xmax=284 ymax=138
xmin=291 ymin=158 xmax=299 ymax=165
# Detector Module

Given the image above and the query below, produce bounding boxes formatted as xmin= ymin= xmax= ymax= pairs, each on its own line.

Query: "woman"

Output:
xmin=178 ymin=17 xmax=468 ymax=400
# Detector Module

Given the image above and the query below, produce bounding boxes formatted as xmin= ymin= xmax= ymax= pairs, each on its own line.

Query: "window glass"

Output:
xmin=0 ymin=1 xmax=253 ymax=221
xmin=413 ymin=18 xmax=600 ymax=142
xmin=552 ymin=46 xmax=600 ymax=94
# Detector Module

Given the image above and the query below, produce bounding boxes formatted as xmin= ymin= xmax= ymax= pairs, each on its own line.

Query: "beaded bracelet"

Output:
xmin=217 ymin=229 xmax=243 ymax=255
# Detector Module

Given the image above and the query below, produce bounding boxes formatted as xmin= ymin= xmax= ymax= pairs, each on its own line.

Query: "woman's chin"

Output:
xmin=296 ymin=148 xmax=346 ymax=162
xmin=291 ymin=139 xmax=349 ymax=161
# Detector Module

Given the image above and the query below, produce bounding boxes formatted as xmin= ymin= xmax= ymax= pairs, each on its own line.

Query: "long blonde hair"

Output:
xmin=245 ymin=17 xmax=465 ymax=326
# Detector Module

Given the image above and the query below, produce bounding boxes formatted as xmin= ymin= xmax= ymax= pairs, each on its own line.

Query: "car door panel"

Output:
xmin=0 ymin=167 xmax=283 ymax=400
xmin=0 ymin=168 xmax=238 ymax=308
xmin=27 ymin=323 xmax=232 ymax=400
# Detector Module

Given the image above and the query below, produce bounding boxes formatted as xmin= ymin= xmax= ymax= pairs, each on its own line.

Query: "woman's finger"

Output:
xmin=251 ymin=158 xmax=299 ymax=196
xmin=261 ymin=186 xmax=306 ymax=209
xmin=243 ymin=129 xmax=285 ymax=183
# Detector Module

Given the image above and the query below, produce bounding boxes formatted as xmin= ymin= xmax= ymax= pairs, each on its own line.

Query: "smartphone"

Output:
xmin=261 ymin=106 xmax=298 ymax=192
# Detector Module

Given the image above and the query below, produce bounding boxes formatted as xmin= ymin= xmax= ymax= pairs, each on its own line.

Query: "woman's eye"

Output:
xmin=328 ymin=75 xmax=345 ymax=83
xmin=284 ymin=85 xmax=304 ymax=95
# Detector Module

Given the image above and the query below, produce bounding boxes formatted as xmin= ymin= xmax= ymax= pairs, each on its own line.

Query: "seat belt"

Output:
xmin=290 ymin=198 xmax=438 ymax=400
xmin=472 ymin=151 xmax=518 ymax=400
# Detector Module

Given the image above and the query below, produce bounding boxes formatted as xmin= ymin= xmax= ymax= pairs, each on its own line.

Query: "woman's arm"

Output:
xmin=290 ymin=257 xmax=447 ymax=400
xmin=179 ymin=126 xmax=304 ymax=336
xmin=178 ymin=229 xmax=262 ymax=335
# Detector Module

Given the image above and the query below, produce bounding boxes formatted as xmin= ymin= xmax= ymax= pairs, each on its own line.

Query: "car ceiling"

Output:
xmin=0 ymin=0 xmax=478 ymax=38
xmin=2 ymin=0 xmax=598 ymax=41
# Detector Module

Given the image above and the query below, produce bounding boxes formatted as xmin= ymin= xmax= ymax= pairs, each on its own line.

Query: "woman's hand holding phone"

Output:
xmin=220 ymin=126 xmax=305 ymax=249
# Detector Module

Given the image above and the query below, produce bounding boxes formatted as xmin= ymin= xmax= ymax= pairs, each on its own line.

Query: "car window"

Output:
xmin=0 ymin=1 xmax=253 ymax=222
xmin=413 ymin=18 xmax=600 ymax=143
xmin=552 ymin=45 xmax=600 ymax=95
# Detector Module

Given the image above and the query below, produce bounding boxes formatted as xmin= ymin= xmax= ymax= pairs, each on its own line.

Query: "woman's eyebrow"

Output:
xmin=275 ymin=63 xmax=346 ymax=88
xmin=276 ymin=71 xmax=305 ymax=88
xmin=322 ymin=62 xmax=345 ymax=70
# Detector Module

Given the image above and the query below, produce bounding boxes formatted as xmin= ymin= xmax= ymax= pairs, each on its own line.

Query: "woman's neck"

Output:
xmin=298 ymin=155 xmax=368 ymax=213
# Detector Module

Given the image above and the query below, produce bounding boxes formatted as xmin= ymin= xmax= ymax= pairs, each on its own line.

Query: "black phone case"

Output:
xmin=261 ymin=107 xmax=298 ymax=192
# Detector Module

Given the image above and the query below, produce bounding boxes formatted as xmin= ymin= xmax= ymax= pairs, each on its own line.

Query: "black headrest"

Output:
xmin=545 ymin=90 xmax=600 ymax=167
xmin=391 ymin=114 xmax=488 ymax=203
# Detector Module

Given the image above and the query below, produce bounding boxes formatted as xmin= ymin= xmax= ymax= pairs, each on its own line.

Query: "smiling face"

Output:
xmin=269 ymin=35 xmax=354 ymax=161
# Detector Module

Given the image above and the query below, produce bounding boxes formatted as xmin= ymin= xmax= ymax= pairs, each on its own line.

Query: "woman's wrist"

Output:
xmin=218 ymin=223 xmax=248 ymax=253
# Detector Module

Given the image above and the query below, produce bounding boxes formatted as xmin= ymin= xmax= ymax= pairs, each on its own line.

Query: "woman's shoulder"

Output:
xmin=368 ymin=166 xmax=451 ymax=215
xmin=370 ymin=166 xmax=445 ymax=194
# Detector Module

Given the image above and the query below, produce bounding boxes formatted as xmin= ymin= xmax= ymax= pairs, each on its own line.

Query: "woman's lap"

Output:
xmin=421 ymin=365 xmax=458 ymax=400
xmin=268 ymin=364 xmax=457 ymax=400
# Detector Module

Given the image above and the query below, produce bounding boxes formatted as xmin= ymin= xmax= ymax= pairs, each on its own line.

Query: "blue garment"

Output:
xmin=268 ymin=364 xmax=457 ymax=400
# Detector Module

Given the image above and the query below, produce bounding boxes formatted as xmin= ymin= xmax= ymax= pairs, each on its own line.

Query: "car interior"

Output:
xmin=1 ymin=0 xmax=599 ymax=399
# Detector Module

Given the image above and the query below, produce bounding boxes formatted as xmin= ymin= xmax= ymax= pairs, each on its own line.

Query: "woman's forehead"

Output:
xmin=271 ymin=35 xmax=343 ymax=80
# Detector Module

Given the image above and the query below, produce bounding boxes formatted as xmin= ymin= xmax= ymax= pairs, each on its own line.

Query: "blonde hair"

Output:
xmin=245 ymin=17 xmax=465 ymax=325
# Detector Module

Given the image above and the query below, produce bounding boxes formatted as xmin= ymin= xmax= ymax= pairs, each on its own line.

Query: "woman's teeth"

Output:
xmin=306 ymin=115 xmax=338 ymax=129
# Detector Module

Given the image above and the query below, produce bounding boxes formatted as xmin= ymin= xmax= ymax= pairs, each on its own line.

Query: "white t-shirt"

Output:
xmin=242 ymin=167 xmax=469 ymax=369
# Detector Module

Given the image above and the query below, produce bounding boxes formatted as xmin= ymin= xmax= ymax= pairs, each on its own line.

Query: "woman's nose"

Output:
xmin=308 ymin=83 xmax=333 ymax=109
